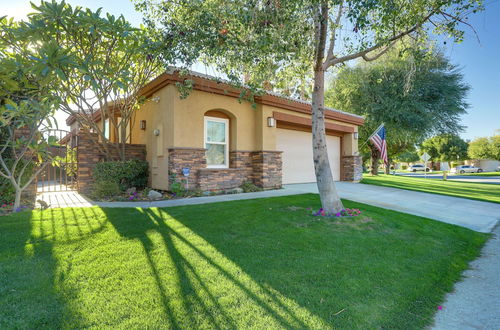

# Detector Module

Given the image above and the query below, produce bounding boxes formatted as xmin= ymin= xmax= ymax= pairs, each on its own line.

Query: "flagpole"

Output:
xmin=359 ymin=122 xmax=385 ymax=150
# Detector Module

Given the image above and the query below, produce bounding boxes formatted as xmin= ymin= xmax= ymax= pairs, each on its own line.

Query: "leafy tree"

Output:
xmin=0 ymin=17 xmax=59 ymax=209
xmin=326 ymin=48 xmax=469 ymax=174
xmin=492 ymin=135 xmax=500 ymax=160
xmin=468 ymin=135 xmax=500 ymax=160
xmin=394 ymin=150 xmax=420 ymax=164
xmin=138 ymin=0 xmax=483 ymax=213
xmin=420 ymin=134 xmax=468 ymax=162
xmin=10 ymin=1 xmax=170 ymax=161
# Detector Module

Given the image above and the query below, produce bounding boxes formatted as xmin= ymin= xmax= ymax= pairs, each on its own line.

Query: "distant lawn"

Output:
xmin=362 ymin=174 xmax=500 ymax=204
xmin=0 ymin=195 xmax=487 ymax=329
xmin=460 ymin=171 xmax=500 ymax=177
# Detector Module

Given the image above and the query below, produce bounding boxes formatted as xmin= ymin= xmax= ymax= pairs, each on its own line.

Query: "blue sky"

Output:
xmin=3 ymin=0 xmax=499 ymax=140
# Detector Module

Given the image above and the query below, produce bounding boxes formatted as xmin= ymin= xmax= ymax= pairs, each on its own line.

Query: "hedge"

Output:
xmin=92 ymin=159 xmax=149 ymax=191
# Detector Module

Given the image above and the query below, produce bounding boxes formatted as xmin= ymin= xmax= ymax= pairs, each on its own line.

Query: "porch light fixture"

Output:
xmin=150 ymin=96 xmax=160 ymax=103
xmin=354 ymin=132 xmax=359 ymax=139
xmin=140 ymin=120 xmax=146 ymax=130
xmin=267 ymin=117 xmax=276 ymax=127
xmin=153 ymin=129 xmax=160 ymax=136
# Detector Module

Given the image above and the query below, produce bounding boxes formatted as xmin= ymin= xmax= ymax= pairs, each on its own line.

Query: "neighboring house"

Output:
xmin=68 ymin=69 xmax=364 ymax=192
xmin=466 ymin=159 xmax=500 ymax=172
xmin=65 ymin=102 xmax=131 ymax=144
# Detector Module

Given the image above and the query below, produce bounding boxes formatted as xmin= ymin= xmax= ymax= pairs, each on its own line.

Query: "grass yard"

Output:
xmin=460 ymin=171 xmax=500 ymax=177
xmin=0 ymin=194 xmax=487 ymax=329
xmin=362 ymin=174 xmax=500 ymax=204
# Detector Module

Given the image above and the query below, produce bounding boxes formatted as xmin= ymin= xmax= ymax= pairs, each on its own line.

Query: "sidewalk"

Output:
xmin=432 ymin=226 xmax=500 ymax=330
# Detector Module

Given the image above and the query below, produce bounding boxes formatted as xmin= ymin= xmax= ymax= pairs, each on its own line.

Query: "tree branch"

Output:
xmin=325 ymin=0 xmax=343 ymax=66
xmin=439 ymin=10 xmax=481 ymax=44
xmin=325 ymin=11 xmax=435 ymax=68
xmin=362 ymin=40 xmax=397 ymax=61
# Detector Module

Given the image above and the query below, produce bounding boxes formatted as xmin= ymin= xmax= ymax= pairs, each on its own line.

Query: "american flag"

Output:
xmin=369 ymin=124 xmax=388 ymax=166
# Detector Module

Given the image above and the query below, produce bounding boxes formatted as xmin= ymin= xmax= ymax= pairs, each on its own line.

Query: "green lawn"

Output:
xmin=0 ymin=195 xmax=487 ymax=329
xmin=460 ymin=171 xmax=500 ymax=177
xmin=362 ymin=174 xmax=500 ymax=204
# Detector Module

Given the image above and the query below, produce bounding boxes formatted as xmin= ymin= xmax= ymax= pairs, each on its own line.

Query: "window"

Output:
xmin=104 ymin=118 xmax=110 ymax=140
xmin=204 ymin=116 xmax=228 ymax=168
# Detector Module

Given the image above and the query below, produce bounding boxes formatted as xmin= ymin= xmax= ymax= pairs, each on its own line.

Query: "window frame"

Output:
xmin=204 ymin=116 xmax=229 ymax=168
xmin=103 ymin=118 xmax=110 ymax=140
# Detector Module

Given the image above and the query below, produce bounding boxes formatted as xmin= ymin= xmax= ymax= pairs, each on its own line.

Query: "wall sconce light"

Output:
xmin=140 ymin=120 xmax=146 ymax=130
xmin=267 ymin=117 xmax=276 ymax=127
xmin=354 ymin=132 xmax=359 ymax=139
xmin=153 ymin=129 xmax=160 ymax=136
xmin=150 ymin=96 xmax=160 ymax=103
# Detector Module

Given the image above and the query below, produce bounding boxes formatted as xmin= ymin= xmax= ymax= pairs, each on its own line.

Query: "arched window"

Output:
xmin=204 ymin=116 xmax=229 ymax=168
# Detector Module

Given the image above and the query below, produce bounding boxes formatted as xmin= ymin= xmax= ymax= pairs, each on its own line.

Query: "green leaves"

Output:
xmin=468 ymin=135 xmax=500 ymax=160
xmin=421 ymin=134 xmax=468 ymax=162
xmin=326 ymin=46 xmax=470 ymax=159
xmin=137 ymin=0 xmax=482 ymax=97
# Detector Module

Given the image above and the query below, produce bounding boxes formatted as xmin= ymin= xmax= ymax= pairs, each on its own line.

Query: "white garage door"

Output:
xmin=277 ymin=128 xmax=340 ymax=184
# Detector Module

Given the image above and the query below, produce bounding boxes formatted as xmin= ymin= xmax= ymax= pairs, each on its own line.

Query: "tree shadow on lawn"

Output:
xmin=2 ymin=194 xmax=483 ymax=329
xmin=143 ymin=194 xmax=487 ymax=329
xmin=105 ymin=207 xmax=319 ymax=329
xmin=0 ymin=207 xmax=105 ymax=328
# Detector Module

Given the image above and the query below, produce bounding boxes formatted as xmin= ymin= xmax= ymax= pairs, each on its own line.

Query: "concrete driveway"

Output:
xmin=396 ymin=172 xmax=500 ymax=185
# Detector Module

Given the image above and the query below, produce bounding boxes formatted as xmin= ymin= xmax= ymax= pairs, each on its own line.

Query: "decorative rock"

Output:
xmin=202 ymin=191 xmax=211 ymax=197
xmin=224 ymin=187 xmax=244 ymax=194
xmin=147 ymin=190 xmax=163 ymax=200
xmin=126 ymin=187 xmax=137 ymax=195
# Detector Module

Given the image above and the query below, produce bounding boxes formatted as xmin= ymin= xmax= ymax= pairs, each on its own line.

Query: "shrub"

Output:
xmin=168 ymin=172 xmax=189 ymax=196
xmin=91 ymin=180 xmax=121 ymax=199
xmin=92 ymin=160 xmax=148 ymax=191
xmin=0 ymin=178 xmax=15 ymax=204
xmin=240 ymin=181 xmax=262 ymax=193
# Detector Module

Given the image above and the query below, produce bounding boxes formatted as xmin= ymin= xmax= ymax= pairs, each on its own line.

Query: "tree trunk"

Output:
xmin=311 ymin=68 xmax=343 ymax=214
xmin=370 ymin=146 xmax=380 ymax=175
xmin=13 ymin=187 xmax=22 ymax=210
xmin=385 ymin=157 xmax=392 ymax=174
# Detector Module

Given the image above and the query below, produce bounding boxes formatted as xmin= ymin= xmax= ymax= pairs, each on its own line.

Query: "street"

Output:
xmin=395 ymin=172 xmax=500 ymax=184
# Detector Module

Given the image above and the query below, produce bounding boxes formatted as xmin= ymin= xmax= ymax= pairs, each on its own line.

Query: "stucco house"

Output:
xmin=68 ymin=69 xmax=364 ymax=192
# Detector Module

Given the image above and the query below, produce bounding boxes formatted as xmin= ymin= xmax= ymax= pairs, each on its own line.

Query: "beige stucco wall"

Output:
xmin=131 ymin=85 xmax=176 ymax=190
xmin=130 ymin=84 xmax=361 ymax=190
xmin=261 ymin=105 xmax=359 ymax=156
xmin=172 ymin=89 xmax=258 ymax=151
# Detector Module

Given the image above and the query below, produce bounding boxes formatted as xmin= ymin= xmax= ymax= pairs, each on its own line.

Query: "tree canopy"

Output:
xmin=137 ymin=0 xmax=482 ymax=96
xmin=0 ymin=16 xmax=59 ymax=208
xmin=7 ymin=0 xmax=171 ymax=160
xmin=326 ymin=47 xmax=470 ymax=163
xmin=468 ymin=135 xmax=500 ymax=160
xmin=420 ymin=134 xmax=469 ymax=162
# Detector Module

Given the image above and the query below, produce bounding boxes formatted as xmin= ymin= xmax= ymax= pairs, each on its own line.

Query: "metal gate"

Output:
xmin=36 ymin=129 xmax=78 ymax=193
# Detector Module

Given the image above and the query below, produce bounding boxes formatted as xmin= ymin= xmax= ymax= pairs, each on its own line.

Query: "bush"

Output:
xmin=0 ymin=178 xmax=15 ymax=204
xmin=91 ymin=180 xmax=121 ymax=199
xmin=240 ymin=181 xmax=262 ymax=193
xmin=92 ymin=160 xmax=148 ymax=191
xmin=168 ymin=173 xmax=186 ymax=195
